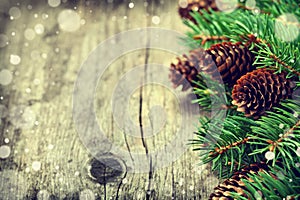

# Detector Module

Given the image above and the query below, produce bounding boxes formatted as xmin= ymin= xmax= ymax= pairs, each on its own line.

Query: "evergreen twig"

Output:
xmin=267 ymin=120 xmax=300 ymax=152
xmin=193 ymin=35 xmax=229 ymax=45
xmin=269 ymin=54 xmax=300 ymax=77
xmin=179 ymin=0 xmax=300 ymax=197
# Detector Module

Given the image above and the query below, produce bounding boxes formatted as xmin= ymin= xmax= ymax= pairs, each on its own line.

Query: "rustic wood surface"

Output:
xmin=0 ymin=0 xmax=218 ymax=199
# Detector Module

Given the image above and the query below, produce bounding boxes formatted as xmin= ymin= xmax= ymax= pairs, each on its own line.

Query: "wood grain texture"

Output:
xmin=0 ymin=0 xmax=218 ymax=199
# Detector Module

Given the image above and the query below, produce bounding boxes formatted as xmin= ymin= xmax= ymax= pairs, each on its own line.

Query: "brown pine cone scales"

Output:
xmin=178 ymin=0 xmax=218 ymax=23
xmin=209 ymin=163 xmax=270 ymax=200
xmin=169 ymin=48 xmax=205 ymax=91
xmin=169 ymin=42 xmax=255 ymax=91
xmin=232 ymin=68 xmax=295 ymax=118
xmin=204 ymin=42 xmax=255 ymax=85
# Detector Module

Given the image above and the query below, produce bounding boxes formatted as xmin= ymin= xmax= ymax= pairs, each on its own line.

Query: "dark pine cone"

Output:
xmin=203 ymin=42 xmax=255 ymax=86
xmin=232 ymin=68 xmax=295 ymax=118
xmin=169 ymin=42 xmax=255 ymax=91
xmin=178 ymin=0 xmax=218 ymax=23
xmin=169 ymin=48 xmax=205 ymax=91
xmin=209 ymin=163 xmax=270 ymax=200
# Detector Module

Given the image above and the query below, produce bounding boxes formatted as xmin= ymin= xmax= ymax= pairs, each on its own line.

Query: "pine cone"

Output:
xmin=169 ymin=48 xmax=205 ymax=91
xmin=178 ymin=0 xmax=218 ymax=23
xmin=232 ymin=68 xmax=295 ymax=118
xmin=209 ymin=163 xmax=270 ymax=200
xmin=210 ymin=162 xmax=300 ymax=199
xmin=169 ymin=42 xmax=255 ymax=90
xmin=203 ymin=42 xmax=255 ymax=85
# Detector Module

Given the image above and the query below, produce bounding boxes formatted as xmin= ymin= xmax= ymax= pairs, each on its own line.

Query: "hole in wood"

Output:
xmin=88 ymin=155 xmax=126 ymax=185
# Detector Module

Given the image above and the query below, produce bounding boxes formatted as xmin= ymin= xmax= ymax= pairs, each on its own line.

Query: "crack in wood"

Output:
xmin=115 ymin=171 xmax=127 ymax=200
xmin=123 ymin=131 xmax=134 ymax=163
xmin=139 ymin=85 xmax=149 ymax=155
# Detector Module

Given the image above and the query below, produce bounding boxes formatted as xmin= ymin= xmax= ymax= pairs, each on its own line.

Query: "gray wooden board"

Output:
xmin=0 ymin=1 xmax=218 ymax=199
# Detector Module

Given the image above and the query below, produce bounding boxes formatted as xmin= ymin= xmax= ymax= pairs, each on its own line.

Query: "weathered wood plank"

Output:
xmin=0 ymin=1 xmax=218 ymax=199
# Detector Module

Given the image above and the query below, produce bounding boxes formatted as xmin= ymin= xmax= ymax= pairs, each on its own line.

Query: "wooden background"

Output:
xmin=0 ymin=0 xmax=217 ymax=199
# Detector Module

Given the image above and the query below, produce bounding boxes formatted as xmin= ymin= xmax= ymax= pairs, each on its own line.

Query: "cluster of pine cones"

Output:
xmin=170 ymin=0 xmax=297 ymax=199
xmin=171 ymin=0 xmax=295 ymax=119
xmin=170 ymin=41 xmax=295 ymax=118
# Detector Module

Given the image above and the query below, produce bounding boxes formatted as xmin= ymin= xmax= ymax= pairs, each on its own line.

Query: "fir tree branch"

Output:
xmin=249 ymin=99 xmax=300 ymax=170
xmin=193 ymin=35 xmax=229 ymax=45
xmin=210 ymin=137 xmax=250 ymax=156
xmin=232 ymin=165 xmax=300 ymax=199
xmin=243 ymin=32 xmax=300 ymax=77
xmin=241 ymin=34 xmax=269 ymax=48
xmin=192 ymin=115 xmax=257 ymax=178
xmin=269 ymin=54 xmax=300 ymax=77
xmin=254 ymin=0 xmax=300 ymax=18
xmin=267 ymin=119 xmax=300 ymax=152
xmin=237 ymin=3 xmax=269 ymax=15
xmin=240 ymin=34 xmax=300 ymax=77
xmin=184 ymin=0 xmax=300 ymax=198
